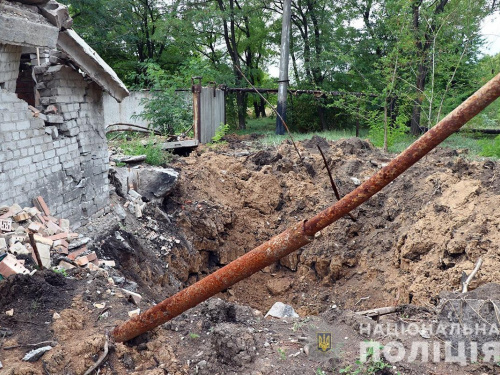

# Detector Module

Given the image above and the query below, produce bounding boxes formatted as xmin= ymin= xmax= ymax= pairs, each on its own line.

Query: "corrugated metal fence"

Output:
xmin=199 ymin=87 xmax=225 ymax=143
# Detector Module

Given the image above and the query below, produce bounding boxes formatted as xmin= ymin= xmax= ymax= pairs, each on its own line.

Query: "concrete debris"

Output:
xmin=22 ymin=346 xmax=53 ymax=362
xmin=108 ymin=165 xmax=179 ymax=221
xmin=112 ymin=155 xmax=147 ymax=163
xmin=128 ymin=308 xmax=140 ymax=318
xmin=135 ymin=167 xmax=179 ymax=202
xmin=121 ymin=289 xmax=142 ymax=305
xmin=264 ymin=302 xmax=299 ymax=319
xmin=38 ymin=0 xmax=73 ymax=30
xmin=0 ymin=196 xmax=113 ymax=279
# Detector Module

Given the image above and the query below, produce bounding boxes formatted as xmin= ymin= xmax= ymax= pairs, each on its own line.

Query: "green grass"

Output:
xmin=388 ymin=131 xmax=499 ymax=158
xmin=237 ymin=118 xmax=369 ymax=147
xmin=109 ymin=133 xmax=172 ymax=166
xmin=234 ymin=118 xmax=499 ymax=159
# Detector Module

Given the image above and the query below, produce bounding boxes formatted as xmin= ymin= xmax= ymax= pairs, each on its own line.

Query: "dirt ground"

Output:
xmin=1 ymin=135 xmax=500 ymax=374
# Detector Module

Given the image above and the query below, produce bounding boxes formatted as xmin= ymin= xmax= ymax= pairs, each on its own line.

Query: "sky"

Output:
xmin=480 ymin=12 xmax=500 ymax=56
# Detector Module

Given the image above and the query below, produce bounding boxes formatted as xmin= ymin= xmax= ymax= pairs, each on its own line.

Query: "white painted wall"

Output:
xmin=103 ymin=90 xmax=150 ymax=129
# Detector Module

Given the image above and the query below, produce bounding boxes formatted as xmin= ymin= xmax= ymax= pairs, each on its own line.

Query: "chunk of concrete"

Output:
xmin=38 ymin=0 xmax=73 ymax=29
xmin=135 ymin=167 xmax=179 ymax=202
xmin=36 ymin=242 xmax=51 ymax=268
xmin=0 ymin=3 xmax=58 ymax=48
xmin=0 ymin=238 xmax=7 ymax=251
xmin=109 ymin=167 xmax=130 ymax=197
xmin=265 ymin=302 xmax=299 ymax=319
xmin=121 ymin=288 xmax=142 ymax=305
xmin=113 ymin=155 xmax=147 ymax=163
xmin=9 ymin=242 xmax=30 ymax=256
xmin=22 ymin=346 xmax=52 ymax=362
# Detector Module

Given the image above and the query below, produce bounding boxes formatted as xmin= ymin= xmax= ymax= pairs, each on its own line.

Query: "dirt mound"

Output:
xmin=169 ymin=137 xmax=500 ymax=313
xmin=0 ymin=271 xmax=76 ymax=342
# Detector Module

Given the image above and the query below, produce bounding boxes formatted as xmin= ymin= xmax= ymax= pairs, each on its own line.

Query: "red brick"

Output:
xmin=33 ymin=196 xmax=51 ymax=216
xmin=68 ymin=246 xmax=87 ymax=260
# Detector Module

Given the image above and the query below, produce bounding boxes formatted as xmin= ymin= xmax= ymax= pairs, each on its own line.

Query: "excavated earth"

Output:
xmin=1 ymin=135 xmax=500 ymax=374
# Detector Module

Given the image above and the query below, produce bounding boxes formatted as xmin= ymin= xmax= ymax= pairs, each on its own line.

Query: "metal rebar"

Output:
xmin=111 ymin=72 xmax=500 ymax=343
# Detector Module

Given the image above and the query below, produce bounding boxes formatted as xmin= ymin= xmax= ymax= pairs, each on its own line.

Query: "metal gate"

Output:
xmin=192 ymin=78 xmax=225 ymax=144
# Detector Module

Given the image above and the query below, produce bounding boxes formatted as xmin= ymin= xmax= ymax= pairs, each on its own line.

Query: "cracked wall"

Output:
xmin=0 ymin=44 xmax=110 ymax=227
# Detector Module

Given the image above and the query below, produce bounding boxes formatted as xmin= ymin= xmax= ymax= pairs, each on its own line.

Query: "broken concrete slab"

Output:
xmin=56 ymin=29 xmax=129 ymax=102
xmin=108 ymin=167 xmax=130 ymax=197
xmin=135 ymin=167 xmax=179 ymax=202
xmin=0 ymin=2 xmax=58 ymax=48
xmin=36 ymin=242 xmax=52 ymax=268
xmin=8 ymin=0 xmax=50 ymax=4
xmin=38 ymin=0 xmax=73 ymax=30
xmin=112 ymin=155 xmax=147 ymax=163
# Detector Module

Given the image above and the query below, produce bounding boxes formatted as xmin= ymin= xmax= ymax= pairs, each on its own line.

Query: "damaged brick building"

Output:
xmin=0 ymin=0 xmax=129 ymax=227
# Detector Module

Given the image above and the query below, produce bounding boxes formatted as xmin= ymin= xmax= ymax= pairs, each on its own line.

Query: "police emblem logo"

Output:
xmin=317 ymin=332 xmax=332 ymax=352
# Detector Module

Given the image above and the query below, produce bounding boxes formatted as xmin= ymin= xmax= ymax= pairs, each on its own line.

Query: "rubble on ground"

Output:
xmin=108 ymin=163 xmax=178 ymax=218
xmin=0 ymin=196 xmax=113 ymax=279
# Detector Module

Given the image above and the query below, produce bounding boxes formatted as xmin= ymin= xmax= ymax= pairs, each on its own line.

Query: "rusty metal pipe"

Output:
xmin=112 ymin=72 xmax=500 ymax=343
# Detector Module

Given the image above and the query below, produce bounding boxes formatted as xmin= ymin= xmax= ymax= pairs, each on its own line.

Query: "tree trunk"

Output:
xmin=410 ymin=62 xmax=427 ymax=135
xmin=253 ymin=100 xmax=260 ymax=118
xmin=318 ymin=99 xmax=327 ymax=131
xmin=236 ymin=91 xmax=247 ymax=130
xmin=260 ymin=97 xmax=266 ymax=118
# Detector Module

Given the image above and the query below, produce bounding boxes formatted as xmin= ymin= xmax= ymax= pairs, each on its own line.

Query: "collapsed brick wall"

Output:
xmin=0 ymin=44 xmax=110 ymax=227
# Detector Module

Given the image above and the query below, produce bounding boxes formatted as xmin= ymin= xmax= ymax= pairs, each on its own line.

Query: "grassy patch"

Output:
xmin=237 ymin=118 xmax=369 ymax=147
xmin=234 ymin=118 xmax=499 ymax=159
xmin=109 ymin=133 xmax=172 ymax=166
xmin=388 ymin=131 xmax=499 ymax=159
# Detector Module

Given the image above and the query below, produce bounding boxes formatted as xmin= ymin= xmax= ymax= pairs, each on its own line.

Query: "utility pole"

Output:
xmin=276 ymin=0 xmax=291 ymax=135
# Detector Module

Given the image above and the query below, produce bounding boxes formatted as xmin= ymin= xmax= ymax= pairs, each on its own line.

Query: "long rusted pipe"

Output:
xmin=112 ymin=72 xmax=500 ymax=343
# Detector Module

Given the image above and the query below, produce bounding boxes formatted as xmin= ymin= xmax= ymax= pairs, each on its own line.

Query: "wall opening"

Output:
xmin=15 ymin=54 xmax=35 ymax=106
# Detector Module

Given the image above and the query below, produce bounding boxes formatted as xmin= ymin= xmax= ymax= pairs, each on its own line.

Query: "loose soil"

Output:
xmin=1 ymin=135 xmax=500 ymax=374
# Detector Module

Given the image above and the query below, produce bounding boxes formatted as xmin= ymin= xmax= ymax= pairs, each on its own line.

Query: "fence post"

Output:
xmin=191 ymin=76 xmax=202 ymax=142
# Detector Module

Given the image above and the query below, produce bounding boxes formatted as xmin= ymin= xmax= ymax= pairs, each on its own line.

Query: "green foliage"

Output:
xmin=188 ymin=332 xmax=200 ymax=339
xmin=62 ymin=0 xmax=498 ymax=139
xmin=120 ymin=137 xmax=171 ymax=166
xmin=340 ymin=341 xmax=391 ymax=375
xmin=480 ymin=135 xmax=500 ymax=158
xmin=368 ymin=110 xmax=409 ymax=149
xmin=53 ymin=268 xmax=68 ymax=277
xmin=132 ymin=62 xmax=193 ymax=136
xmin=211 ymin=124 xmax=230 ymax=143
xmin=277 ymin=347 xmax=286 ymax=360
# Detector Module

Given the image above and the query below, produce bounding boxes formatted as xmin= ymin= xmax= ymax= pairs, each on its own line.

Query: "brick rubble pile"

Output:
xmin=0 ymin=196 xmax=113 ymax=279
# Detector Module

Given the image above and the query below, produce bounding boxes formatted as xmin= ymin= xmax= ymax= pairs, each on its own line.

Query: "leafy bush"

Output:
xmin=133 ymin=62 xmax=193 ymax=136
xmin=211 ymin=123 xmax=230 ymax=143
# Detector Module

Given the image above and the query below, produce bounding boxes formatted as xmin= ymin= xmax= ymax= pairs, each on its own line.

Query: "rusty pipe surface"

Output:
xmin=112 ymin=72 xmax=500 ymax=343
